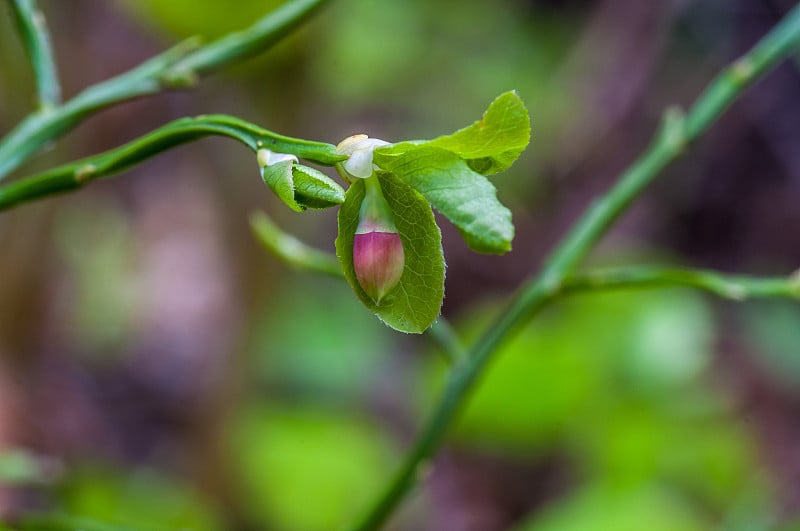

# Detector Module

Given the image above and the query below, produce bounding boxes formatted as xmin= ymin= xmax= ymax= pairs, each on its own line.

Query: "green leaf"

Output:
xmin=261 ymin=160 xmax=300 ymax=212
xmin=292 ymin=165 xmax=346 ymax=209
xmin=374 ymin=146 xmax=514 ymax=254
xmin=382 ymin=91 xmax=530 ymax=175
xmin=261 ymin=161 xmax=344 ymax=212
xmin=336 ymin=173 xmax=444 ymax=333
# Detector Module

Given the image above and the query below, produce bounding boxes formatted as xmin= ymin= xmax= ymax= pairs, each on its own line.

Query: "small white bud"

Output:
xmin=335 ymin=135 xmax=390 ymax=179
xmin=257 ymin=148 xmax=298 ymax=168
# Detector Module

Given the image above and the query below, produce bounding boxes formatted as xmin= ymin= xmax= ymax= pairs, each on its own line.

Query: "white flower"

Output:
xmin=335 ymin=134 xmax=390 ymax=179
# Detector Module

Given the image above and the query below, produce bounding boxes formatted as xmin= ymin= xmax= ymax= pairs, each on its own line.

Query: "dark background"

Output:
xmin=0 ymin=0 xmax=799 ymax=529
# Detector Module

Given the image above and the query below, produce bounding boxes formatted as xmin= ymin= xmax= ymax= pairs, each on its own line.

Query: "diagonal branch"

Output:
xmin=0 ymin=115 xmax=343 ymax=212
xmin=0 ymin=0 xmax=330 ymax=180
xmin=352 ymin=4 xmax=800 ymax=530
xmin=8 ymin=0 xmax=60 ymax=109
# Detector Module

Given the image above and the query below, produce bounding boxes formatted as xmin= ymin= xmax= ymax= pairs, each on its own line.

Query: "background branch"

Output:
xmin=0 ymin=0 xmax=329 ymax=180
xmin=352 ymin=4 xmax=800 ymax=529
xmin=11 ymin=0 xmax=61 ymax=112
xmin=8 ymin=0 xmax=60 ymax=109
xmin=564 ymin=266 xmax=800 ymax=300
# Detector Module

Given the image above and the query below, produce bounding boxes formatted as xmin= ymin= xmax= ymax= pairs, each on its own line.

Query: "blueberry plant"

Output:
xmin=1 ymin=0 xmax=800 ymax=529
xmin=254 ymin=90 xmax=529 ymax=333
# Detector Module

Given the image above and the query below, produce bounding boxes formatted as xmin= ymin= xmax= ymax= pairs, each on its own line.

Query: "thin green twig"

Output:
xmin=424 ymin=319 xmax=467 ymax=366
xmin=249 ymin=210 xmax=466 ymax=365
xmin=0 ymin=0 xmax=329 ymax=180
xmin=564 ymin=266 xmax=800 ymax=300
xmin=0 ymin=115 xmax=343 ymax=212
xmin=352 ymin=5 xmax=800 ymax=530
xmin=8 ymin=0 xmax=60 ymax=109
xmin=250 ymin=211 xmax=343 ymax=277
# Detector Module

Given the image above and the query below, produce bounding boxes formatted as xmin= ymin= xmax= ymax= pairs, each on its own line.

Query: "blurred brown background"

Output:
xmin=1 ymin=0 xmax=800 ymax=530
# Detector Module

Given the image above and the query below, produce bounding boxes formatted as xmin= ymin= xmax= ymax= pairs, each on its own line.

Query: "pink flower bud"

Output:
xmin=354 ymin=231 xmax=404 ymax=303
xmin=353 ymin=177 xmax=404 ymax=303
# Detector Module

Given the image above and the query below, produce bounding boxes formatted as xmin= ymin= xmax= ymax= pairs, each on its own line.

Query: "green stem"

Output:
xmin=0 ymin=0 xmax=329 ymax=180
xmin=0 ymin=115 xmax=342 ymax=211
xmin=9 ymin=0 xmax=60 ymax=109
xmin=352 ymin=5 xmax=800 ymax=530
xmin=564 ymin=266 xmax=800 ymax=300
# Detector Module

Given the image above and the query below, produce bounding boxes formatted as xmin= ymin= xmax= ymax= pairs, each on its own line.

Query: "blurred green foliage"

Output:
xmin=13 ymin=514 xmax=138 ymax=531
xmin=516 ymin=484 xmax=707 ymax=531
xmin=53 ymin=465 xmax=222 ymax=531
xmin=53 ymin=200 xmax=139 ymax=357
xmin=115 ymin=0 xmax=285 ymax=38
xmin=744 ymin=302 xmax=800 ymax=390
xmin=229 ymin=405 xmax=395 ymax=531
xmin=247 ymin=275 xmax=394 ymax=400
xmin=236 ymin=277 xmax=399 ymax=528
xmin=0 ymin=450 xmax=46 ymax=485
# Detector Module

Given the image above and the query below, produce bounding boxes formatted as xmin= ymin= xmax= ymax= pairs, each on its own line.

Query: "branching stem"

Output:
xmin=0 ymin=115 xmax=343 ymax=211
xmin=0 ymin=0 xmax=329 ymax=180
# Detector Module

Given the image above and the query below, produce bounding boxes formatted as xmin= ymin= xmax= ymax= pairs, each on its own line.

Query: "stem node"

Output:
xmin=661 ymin=106 xmax=688 ymax=155
xmin=74 ymin=164 xmax=96 ymax=183
xmin=730 ymin=58 xmax=756 ymax=87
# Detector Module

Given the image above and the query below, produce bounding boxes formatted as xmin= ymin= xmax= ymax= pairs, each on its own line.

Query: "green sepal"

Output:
xmin=373 ymin=146 xmax=514 ymax=254
xmin=261 ymin=161 xmax=345 ymax=212
xmin=336 ymin=173 xmax=445 ymax=334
